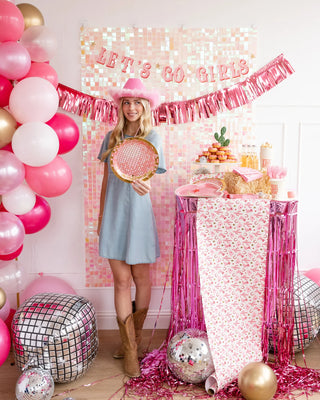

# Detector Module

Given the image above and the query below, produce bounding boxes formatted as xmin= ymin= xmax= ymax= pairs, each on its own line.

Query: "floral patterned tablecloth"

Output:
xmin=196 ymin=198 xmax=271 ymax=391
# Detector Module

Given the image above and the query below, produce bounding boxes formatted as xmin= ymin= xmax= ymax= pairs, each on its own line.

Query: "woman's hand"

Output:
xmin=131 ymin=179 xmax=151 ymax=196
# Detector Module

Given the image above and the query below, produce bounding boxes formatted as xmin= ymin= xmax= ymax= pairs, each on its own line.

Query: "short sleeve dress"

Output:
xmin=98 ymin=129 xmax=166 ymax=265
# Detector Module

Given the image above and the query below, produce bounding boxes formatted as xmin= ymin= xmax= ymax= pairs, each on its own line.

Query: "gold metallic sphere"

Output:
xmin=0 ymin=287 xmax=7 ymax=310
xmin=17 ymin=3 xmax=45 ymax=30
xmin=238 ymin=362 xmax=278 ymax=400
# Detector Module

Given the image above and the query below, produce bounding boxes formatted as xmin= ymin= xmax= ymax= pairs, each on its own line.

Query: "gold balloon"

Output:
xmin=0 ymin=108 xmax=17 ymax=148
xmin=17 ymin=3 xmax=45 ymax=30
xmin=0 ymin=287 xmax=7 ymax=310
xmin=238 ymin=362 xmax=278 ymax=400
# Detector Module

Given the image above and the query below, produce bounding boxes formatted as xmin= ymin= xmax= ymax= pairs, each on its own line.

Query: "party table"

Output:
xmin=168 ymin=195 xmax=298 ymax=391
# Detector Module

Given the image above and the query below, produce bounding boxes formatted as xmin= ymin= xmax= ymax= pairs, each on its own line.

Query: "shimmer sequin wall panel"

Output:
xmin=81 ymin=27 xmax=257 ymax=287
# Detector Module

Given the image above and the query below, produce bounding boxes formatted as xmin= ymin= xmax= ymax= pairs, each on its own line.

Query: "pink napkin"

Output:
xmin=233 ymin=167 xmax=263 ymax=182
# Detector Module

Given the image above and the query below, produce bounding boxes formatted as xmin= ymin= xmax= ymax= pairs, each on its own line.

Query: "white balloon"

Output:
xmin=12 ymin=122 xmax=59 ymax=166
xmin=9 ymin=77 xmax=59 ymax=124
xmin=2 ymin=183 xmax=36 ymax=215
xmin=0 ymin=260 xmax=26 ymax=294
xmin=20 ymin=25 xmax=58 ymax=62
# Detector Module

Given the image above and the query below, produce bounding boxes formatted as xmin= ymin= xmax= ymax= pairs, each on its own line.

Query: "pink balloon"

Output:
xmin=0 ymin=244 xmax=23 ymax=260
xmin=0 ymin=296 xmax=10 ymax=321
xmin=47 ymin=113 xmax=80 ymax=154
xmin=0 ymin=75 xmax=13 ymax=108
xmin=304 ymin=268 xmax=320 ymax=287
xmin=20 ymin=25 xmax=57 ymax=62
xmin=9 ymin=77 xmax=59 ymax=123
xmin=0 ymin=150 xmax=25 ymax=195
xmin=0 ymin=0 xmax=25 ymax=42
xmin=21 ymin=275 xmax=76 ymax=303
xmin=21 ymin=62 xmax=58 ymax=88
xmin=0 ymin=318 xmax=11 ymax=366
xmin=17 ymin=195 xmax=51 ymax=234
xmin=0 ymin=212 xmax=25 ymax=256
xmin=0 ymin=41 xmax=31 ymax=81
xmin=25 ymin=156 xmax=72 ymax=197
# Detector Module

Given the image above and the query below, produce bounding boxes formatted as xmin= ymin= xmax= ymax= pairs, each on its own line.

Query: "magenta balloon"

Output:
xmin=0 ymin=0 xmax=25 ymax=42
xmin=0 ymin=42 xmax=31 ymax=81
xmin=0 ymin=318 xmax=11 ymax=366
xmin=17 ymin=195 xmax=51 ymax=234
xmin=47 ymin=113 xmax=80 ymax=154
xmin=0 ymin=76 xmax=13 ymax=108
xmin=25 ymin=156 xmax=72 ymax=197
xmin=21 ymin=275 xmax=76 ymax=303
xmin=0 ymin=244 xmax=23 ymax=260
xmin=21 ymin=62 xmax=58 ymax=88
xmin=0 ymin=150 xmax=25 ymax=195
xmin=0 ymin=212 xmax=25 ymax=256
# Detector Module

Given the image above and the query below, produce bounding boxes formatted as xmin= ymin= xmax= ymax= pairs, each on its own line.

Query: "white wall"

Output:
xmin=14 ymin=0 xmax=320 ymax=329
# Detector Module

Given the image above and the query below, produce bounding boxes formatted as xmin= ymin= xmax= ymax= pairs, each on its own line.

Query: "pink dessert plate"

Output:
xmin=110 ymin=137 xmax=159 ymax=183
xmin=175 ymin=181 xmax=225 ymax=198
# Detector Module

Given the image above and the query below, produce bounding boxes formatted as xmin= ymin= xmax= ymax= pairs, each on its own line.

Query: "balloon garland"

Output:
xmin=57 ymin=53 xmax=294 ymax=125
xmin=0 ymin=0 xmax=80 ymax=263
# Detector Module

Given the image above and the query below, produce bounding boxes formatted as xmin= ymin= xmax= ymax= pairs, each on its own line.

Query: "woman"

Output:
xmin=97 ymin=78 xmax=166 ymax=377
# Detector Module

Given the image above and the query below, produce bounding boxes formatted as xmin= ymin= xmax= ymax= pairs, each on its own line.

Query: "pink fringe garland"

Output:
xmin=58 ymin=54 xmax=294 ymax=126
xmin=122 ymin=198 xmax=320 ymax=400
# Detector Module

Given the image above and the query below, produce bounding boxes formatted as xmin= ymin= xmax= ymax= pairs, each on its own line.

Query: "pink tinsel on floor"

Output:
xmin=122 ymin=198 xmax=320 ymax=400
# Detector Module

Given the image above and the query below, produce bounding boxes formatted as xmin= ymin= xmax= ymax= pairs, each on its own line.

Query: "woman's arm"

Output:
xmin=97 ymin=162 xmax=108 ymax=235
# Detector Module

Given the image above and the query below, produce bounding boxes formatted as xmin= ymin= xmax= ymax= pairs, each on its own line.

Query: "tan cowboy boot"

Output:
xmin=117 ymin=314 xmax=140 ymax=377
xmin=113 ymin=308 xmax=148 ymax=359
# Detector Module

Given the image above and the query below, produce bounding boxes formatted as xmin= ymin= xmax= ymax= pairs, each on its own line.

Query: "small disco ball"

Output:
xmin=15 ymin=367 xmax=54 ymax=400
xmin=12 ymin=293 xmax=99 ymax=383
xmin=167 ymin=328 xmax=215 ymax=384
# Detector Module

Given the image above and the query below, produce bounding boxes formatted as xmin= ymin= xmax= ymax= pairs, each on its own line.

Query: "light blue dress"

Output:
xmin=98 ymin=129 xmax=166 ymax=265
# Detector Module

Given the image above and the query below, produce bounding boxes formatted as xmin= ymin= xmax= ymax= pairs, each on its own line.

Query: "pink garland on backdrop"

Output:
xmin=122 ymin=198 xmax=320 ymax=400
xmin=57 ymin=54 xmax=294 ymax=125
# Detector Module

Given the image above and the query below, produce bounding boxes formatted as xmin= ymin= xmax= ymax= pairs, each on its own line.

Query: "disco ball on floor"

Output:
xmin=12 ymin=293 xmax=99 ymax=383
xmin=167 ymin=328 xmax=215 ymax=384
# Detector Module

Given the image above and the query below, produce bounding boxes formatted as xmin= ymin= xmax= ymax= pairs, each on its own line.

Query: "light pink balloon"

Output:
xmin=0 ymin=297 xmax=10 ymax=321
xmin=12 ymin=121 xmax=59 ymax=166
xmin=21 ymin=275 xmax=76 ymax=303
xmin=21 ymin=62 xmax=58 ymax=88
xmin=0 ymin=41 xmax=31 ymax=81
xmin=25 ymin=156 xmax=72 ymax=197
xmin=9 ymin=77 xmax=59 ymax=124
xmin=20 ymin=25 xmax=58 ymax=62
xmin=0 ymin=150 xmax=25 ymax=195
xmin=0 ymin=0 xmax=25 ymax=42
xmin=2 ymin=183 xmax=36 ymax=215
xmin=0 ymin=212 xmax=25 ymax=256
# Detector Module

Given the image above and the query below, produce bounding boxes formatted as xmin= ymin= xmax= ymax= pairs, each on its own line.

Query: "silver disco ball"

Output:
xmin=15 ymin=367 xmax=54 ymax=400
xmin=167 ymin=328 xmax=215 ymax=384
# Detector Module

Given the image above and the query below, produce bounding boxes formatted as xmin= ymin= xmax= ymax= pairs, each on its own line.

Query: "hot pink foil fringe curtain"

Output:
xmin=124 ymin=197 xmax=320 ymax=399
xmin=57 ymin=54 xmax=294 ymax=126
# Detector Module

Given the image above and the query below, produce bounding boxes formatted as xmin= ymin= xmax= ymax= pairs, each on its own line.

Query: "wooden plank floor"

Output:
xmin=1 ymin=329 xmax=319 ymax=399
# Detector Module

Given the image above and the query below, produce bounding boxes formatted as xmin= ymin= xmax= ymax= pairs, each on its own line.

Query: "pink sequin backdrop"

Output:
xmin=81 ymin=27 xmax=257 ymax=287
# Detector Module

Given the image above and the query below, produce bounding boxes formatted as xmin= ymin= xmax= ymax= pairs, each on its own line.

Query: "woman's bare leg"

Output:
xmin=131 ymin=263 xmax=151 ymax=310
xmin=109 ymin=259 xmax=132 ymax=321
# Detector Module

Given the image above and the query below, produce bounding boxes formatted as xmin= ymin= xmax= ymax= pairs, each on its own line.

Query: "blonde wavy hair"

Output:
xmin=100 ymin=98 xmax=152 ymax=161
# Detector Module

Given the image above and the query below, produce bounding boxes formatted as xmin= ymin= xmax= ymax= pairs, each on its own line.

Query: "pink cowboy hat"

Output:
xmin=109 ymin=78 xmax=161 ymax=110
